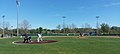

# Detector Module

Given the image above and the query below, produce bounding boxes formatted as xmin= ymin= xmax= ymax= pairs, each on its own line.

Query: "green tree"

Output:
xmin=100 ymin=23 xmax=110 ymax=34
xmin=36 ymin=27 xmax=43 ymax=33
xmin=110 ymin=26 xmax=120 ymax=34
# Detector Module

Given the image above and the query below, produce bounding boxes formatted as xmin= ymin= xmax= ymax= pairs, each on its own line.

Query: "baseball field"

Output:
xmin=0 ymin=36 xmax=120 ymax=54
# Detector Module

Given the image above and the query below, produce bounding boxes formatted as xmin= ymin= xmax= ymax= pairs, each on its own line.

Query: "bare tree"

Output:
xmin=20 ymin=20 xmax=31 ymax=34
xmin=0 ymin=22 xmax=1 ymax=28
xmin=71 ymin=23 xmax=76 ymax=29
xmin=71 ymin=23 xmax=77 ymax=35
xmin=83 ymin=23 xmax=92 ymax=33
xmin=5 ymin=22 xmax=10 ymax=30
xmin=85 ymin=23 xmax=91 ymax=28
xmin=56 ymin=24 xmax=61 ymax=30
xmin=5 ymin=22 xmax=10 ymax=34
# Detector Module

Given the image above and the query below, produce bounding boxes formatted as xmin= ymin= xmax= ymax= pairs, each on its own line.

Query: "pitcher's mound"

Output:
xmin=13 ymin=40 xmax=58 ymax=44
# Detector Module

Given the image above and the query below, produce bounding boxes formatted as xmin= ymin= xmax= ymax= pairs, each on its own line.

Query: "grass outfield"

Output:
xmin=0 ymin=36 xmax=120 ymax=54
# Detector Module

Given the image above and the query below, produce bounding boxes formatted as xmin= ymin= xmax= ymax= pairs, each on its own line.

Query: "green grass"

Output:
xmin=0 ymin=37 xmax=120 ymax=54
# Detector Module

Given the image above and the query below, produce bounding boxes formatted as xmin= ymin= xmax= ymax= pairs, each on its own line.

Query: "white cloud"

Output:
xmin=104 ymin=2 xmax=120 ymax=7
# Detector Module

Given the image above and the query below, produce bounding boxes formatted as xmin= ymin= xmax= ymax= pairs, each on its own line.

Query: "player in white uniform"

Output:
xmin=37 ymin=33 xmax=43 ymax=42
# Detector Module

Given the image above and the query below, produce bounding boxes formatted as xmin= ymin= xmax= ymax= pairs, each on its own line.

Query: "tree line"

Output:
xmin=0 ymin=20 xmax=120 ymax=36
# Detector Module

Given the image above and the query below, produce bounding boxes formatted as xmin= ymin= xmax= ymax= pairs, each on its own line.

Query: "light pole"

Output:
xmin=16 ymin=0 xmax=20 ymax=36
xmin=2 ymin=15 xmax=5 ymax=37
xmin=62 ymin=16 xmax=66 ymax=33
xmin=96 ymin=16 xmax=99 ymax=36
xmin=11 ymin=26 xmax=13 ymax=37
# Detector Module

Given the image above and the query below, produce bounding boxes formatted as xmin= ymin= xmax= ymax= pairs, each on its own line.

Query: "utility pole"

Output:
xmin=16 ymin=0 xmax=20 ymax=36
xmin=62 ymin=16 xmax=66 ymax=33
xmin=96 ymin=16 xmax=99 ymax=36
xmin=2 ymin=15 xmax=5 ymax=37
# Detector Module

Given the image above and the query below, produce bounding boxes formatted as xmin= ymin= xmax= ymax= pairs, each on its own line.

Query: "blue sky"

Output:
xmin=0 ymin=0 xmax=120 ymax=29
